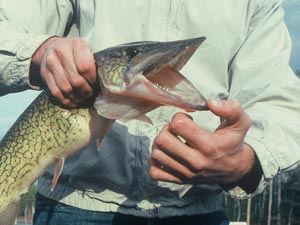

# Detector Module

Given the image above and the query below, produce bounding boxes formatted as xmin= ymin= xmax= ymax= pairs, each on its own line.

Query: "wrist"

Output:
xmin=222 ymin=144 xmax=263 ymax=194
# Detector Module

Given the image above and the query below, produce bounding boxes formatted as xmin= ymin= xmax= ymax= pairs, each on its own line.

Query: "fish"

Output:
xmin=0 ymin=37 xmax=207 ymax=225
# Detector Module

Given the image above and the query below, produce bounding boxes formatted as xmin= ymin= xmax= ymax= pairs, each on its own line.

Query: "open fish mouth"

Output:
xmin=94 ymin=37 xmax=207 ymax=120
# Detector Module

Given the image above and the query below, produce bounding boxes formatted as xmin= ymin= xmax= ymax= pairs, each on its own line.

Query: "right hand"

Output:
xmin=149 ymin=100 xmax=259 ymax=192
xmin=30 ymin=37 xmax=97 ymax=108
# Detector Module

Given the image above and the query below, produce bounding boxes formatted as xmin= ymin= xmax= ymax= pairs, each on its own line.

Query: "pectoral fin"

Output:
xmin=97 ymin=119 xmax=114 ymax=150
xmin=0 ymin=201 xmax=19 ymax=225
xmin=135 ymin=114 xmax=153 ymax=125
xmin=51 ymin=158 xmax=65 ymax=191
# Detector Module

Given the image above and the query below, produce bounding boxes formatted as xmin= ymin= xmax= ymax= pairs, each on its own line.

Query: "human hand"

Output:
xmin=30 ymin=37 xmax=97 ymax=108
xmin=149 ymin=99 xmax=260 ymax=190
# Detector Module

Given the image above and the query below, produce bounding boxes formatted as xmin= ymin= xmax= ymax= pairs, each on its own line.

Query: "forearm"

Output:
xmin=0 ymin=27 xmax=52 ymax=95
xmin=0 ymin=1 xmax=74 ymax=95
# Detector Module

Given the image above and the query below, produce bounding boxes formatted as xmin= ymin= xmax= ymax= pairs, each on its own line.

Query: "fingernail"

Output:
xmin=210 ymin=100 xmax=223 ymax=108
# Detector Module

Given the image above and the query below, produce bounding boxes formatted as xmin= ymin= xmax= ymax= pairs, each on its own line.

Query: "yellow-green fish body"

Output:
xmin=0 ymin=91 xmax=108 ymax=214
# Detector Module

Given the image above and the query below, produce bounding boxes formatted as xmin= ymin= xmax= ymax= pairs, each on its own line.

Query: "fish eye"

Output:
xmin=125 ymin=49 xmax=139 ymax=58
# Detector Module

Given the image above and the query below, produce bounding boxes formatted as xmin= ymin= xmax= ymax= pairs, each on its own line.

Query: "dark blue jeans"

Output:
xmin=33 ymin=193 xmax=229 ymax=225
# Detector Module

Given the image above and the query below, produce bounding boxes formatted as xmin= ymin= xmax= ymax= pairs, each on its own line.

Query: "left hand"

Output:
xmin=149 ymin=99 xmax=256 ymax=186
xmin=30 ymin=37 xmax=97 ymax=108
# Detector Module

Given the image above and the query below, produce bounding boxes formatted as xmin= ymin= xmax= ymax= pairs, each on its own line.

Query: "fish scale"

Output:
xmin=0 ymin=91 xmax=95 ymax=208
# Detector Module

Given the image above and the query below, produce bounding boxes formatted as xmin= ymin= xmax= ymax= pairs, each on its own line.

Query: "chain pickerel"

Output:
xmin=0 ymin=37 xmax=207 ymax=225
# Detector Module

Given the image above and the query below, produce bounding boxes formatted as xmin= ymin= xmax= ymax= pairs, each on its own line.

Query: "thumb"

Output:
xmin=207 ymin=99 xmax=250 ymax=128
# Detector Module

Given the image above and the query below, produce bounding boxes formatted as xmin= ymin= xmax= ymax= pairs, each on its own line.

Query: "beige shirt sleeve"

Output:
xmin=0 ymin=0 xmax=74 ymax=95
xmin=227 ymin=0 xmax=300 ymax=197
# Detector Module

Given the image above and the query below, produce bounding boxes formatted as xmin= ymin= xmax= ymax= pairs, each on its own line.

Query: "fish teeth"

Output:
xmin=154 ymin=82 xmax=169 ymax=91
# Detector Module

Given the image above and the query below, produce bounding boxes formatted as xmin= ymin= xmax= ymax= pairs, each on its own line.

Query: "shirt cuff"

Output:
xmin=5 ymin=34 xmax=54 ymax=91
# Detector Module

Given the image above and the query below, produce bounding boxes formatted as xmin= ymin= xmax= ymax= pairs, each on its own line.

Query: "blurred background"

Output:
xmin=1 ymin=1 xmax=299 ymax=225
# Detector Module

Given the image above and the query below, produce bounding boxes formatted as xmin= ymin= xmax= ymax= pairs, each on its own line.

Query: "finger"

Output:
xmin=154 ymin=124 xmax=215 ymax=173
xmin=151 ymin=144 xmax=196 ymax=179
xmin=73 ymin=39 xmax=97 ymax=86
xmin=207 ymin=100 xmax=252 ymax=146
xmin=63 ymin=57 xmax=93 ymax=99
xmin=168 ymin=113 xmax=216 ymax=154
xmin=41 ymin=69 xmax=76 ymax=108
xmin=154 ymin=124 xmax=203 ymax=166
xmin=148 ymin=158 xmax=183 ymax=184
xmin=207 ymin=99 xmax=251 ymax=129
xmin=43 ymin=54 xmax=85 ymax=104
xmin=54 ymin=41 xmax=94 ymax=99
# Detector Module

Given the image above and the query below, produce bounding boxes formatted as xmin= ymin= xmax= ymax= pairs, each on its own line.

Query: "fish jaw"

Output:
xmin=121 ymin=66 xmax=208 ymax=111
xmin=94 ymin=37 xmax=207 ymax=120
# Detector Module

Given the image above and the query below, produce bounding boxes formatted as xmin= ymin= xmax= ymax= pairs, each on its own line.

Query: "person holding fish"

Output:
xmin=1 ymin=1 xmax=300 ymax=225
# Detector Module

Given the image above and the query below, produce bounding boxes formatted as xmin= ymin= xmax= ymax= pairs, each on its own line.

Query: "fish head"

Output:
xmin=94 ymin=37 xmax=207 ymax=121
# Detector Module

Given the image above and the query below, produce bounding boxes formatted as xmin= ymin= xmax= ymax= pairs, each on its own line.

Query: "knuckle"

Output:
xmin=76 ymin=56 xmax=95 ymax=76
xmin=228 ymin=99 xmax=242 ymax=115
xmin=205 ymin=142 xmax=218 ymax=156
xmin=244 ymin=113 xmax=252 ymax=128
xmin=77 ymin=61 xmax=92 ymax=74
xmin=53 ymin=46 xmax=67 ymax=59
xmin=40 ymin=66 xmax=48 ymax=77
xmin=50 ymin=87 xmax=61 ymax=99
xmin=70 ymin=76 xmax=86 ymax=89
xmin=60 ymin=84 xmax=73 ymax=95
xmin=72 ymin=38 xmax=95 ymax=80
xmin=154 ymin=134 xmax=167 ymax=147
xmin=61 ymin=98 xmax=71 ymax=106
xmin=72 ymin=37 xmax=87 ymax=47
xmin=170 ymin=113 xmax=193 ymax=133
xmin=45 ymin=52 xmax=57 ymax=68
xmin=189 ymin=157 xmax=204 ymax=171
xmin=151 ymin=150 xmax=161 ymax=161
xmin=149 ymin=168 xmax=159 ymax=180
xmin=231 ymin=99 xmax=241 ymax=109
xmin=50 ymin=88 xmax=72 ymax=107
xmin=170 ymin=114 xmax=185 ymax=131
xmin=185 ymin=171 xmax=196 ymax=180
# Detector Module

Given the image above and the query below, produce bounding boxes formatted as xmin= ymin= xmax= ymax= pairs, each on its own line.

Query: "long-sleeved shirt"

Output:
xmin=1 ymin=0 xmax=300 ymax=218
